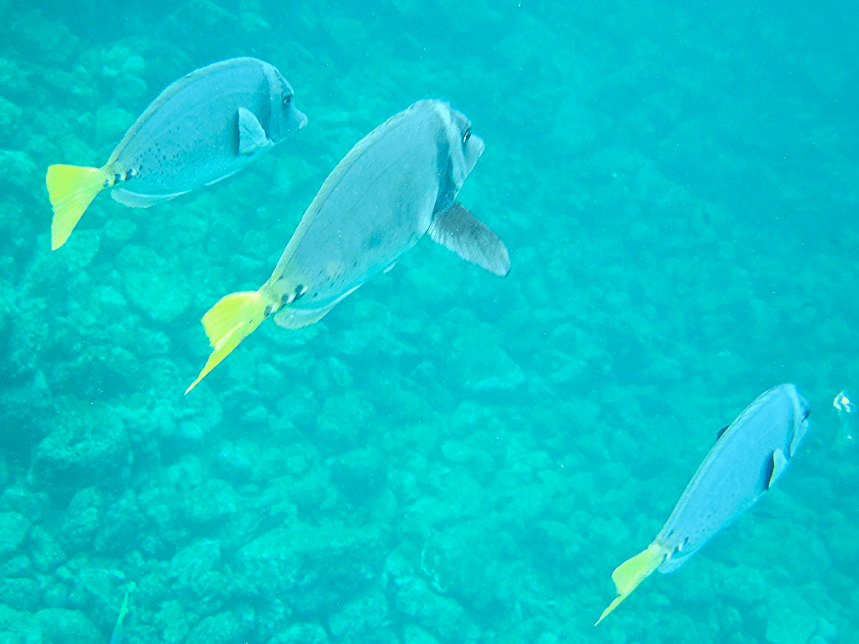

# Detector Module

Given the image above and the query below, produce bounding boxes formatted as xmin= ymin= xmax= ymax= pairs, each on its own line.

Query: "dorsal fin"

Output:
xmin=715 ymin=424 xmax=730 ymax=440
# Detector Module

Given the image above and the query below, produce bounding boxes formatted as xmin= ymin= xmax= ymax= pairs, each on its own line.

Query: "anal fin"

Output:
xmin=274 ymin=302 xmax=337 ymax=329
xmin=111 ymin=188 xmax=187 ymax=208
xmin=273 ymin=286 xmax=360 ymax=330
xmin=428 ymin=202 xmax=511 ymax=276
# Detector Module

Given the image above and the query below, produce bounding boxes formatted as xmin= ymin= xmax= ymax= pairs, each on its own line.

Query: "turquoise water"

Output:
xmin=1 ymin=1 xmax=857 ymax=642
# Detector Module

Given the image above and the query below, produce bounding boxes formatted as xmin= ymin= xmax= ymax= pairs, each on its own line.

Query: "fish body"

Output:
xmin=46 ymin=57 xmax=306 ymax=249
xmin=596 ymin=384 xmax=810 ymax=624
xmin=109 ymin=589 xmax=131 ymax=644
xmin=263 ymin=99 xmax=509 ymax=327
xmin=186 ymin=99 xmax=510 ymax=393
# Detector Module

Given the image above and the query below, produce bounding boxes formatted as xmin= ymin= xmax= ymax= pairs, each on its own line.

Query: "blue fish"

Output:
xmin=596 ymin=383 xmax=810 ymax=624
xmin=109 ymin=589 xmax=131 ymax=644
xmin=46 ymin=57 xmax=307 ymax=249
xmin=185 ymin=99 xmax=509 ymax=393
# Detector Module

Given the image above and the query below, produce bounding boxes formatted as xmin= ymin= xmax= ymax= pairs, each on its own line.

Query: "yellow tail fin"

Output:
xmin=185 ymin=290 xmax=274 ymax=394
xmin=595 ymin=543 xmax=666 ymax=625
xmin=46 ymin=164 xmax=110 ymax=250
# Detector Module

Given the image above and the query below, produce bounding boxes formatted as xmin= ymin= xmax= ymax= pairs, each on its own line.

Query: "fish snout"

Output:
xmin=473 ymin=134 xmax=485 ymax=157
xmin=295 ymin=108 xmax=308 ymax=130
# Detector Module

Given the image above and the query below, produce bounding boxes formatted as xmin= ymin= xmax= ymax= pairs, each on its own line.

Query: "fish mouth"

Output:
xmin=295 ymin=109 xmax=308 ymax=130
xmin=473 ymin=134 xmax=485 ymax=157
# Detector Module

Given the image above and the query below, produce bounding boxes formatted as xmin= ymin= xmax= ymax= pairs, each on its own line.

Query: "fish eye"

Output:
xmin=283 ymin=94 xmax=293 ymax=106
xmin=462 ymin=127 xmax=472 ymax=143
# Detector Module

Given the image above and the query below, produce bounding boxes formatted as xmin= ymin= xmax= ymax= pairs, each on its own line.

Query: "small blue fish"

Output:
xmin=109 ymin=589 xmax=131 ymax=644
xmin=596 ymin=383 xmax=810 ymax=624
xmin=46 ymin=57 xmax=307 ymax=249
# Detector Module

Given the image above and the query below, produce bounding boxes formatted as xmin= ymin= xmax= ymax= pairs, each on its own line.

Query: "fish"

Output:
xmin=596 ymin=383 xmax=810 ymax=624
xmin=185 ymin=99 xmax=510 ymax=394
xmin=46 ymin=57 xmax=307 ymax=250
xmin=109 ymin=588 xmax=131 ymax=644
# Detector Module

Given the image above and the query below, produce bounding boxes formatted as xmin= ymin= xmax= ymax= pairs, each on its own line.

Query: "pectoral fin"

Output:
xmin=764 ymin=449 xmax=788 ymax=491
xmin=788 ymin=405 xmax=809 ymax=457
xmin=428 ymin=203 xmax=511 ymax=276
xmin=238 ymin=107 xmax=273 ymax=156
xmin=596 ymin=543 xmax=666 ymax=625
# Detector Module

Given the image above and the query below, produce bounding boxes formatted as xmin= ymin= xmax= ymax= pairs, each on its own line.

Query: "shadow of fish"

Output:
xmin=45 ymin=57 xmax=307 ymax=250
xmin=185 ymin=99 xmax=509 ymax=394
xmin=596 ymin=383 xmax=810 ymax=624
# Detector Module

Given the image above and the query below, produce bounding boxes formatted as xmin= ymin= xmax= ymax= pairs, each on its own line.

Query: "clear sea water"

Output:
xmin=1 ymin=1 xmax=857 ymax=643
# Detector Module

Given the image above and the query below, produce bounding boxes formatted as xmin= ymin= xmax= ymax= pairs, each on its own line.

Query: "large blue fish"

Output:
xmin=46 ymin=57 xmax=307 ymax=249
xmin=185 ymin=99 xmax=510 ymax=393
xmin=596 ymin=383 xmax=810 ymax=624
